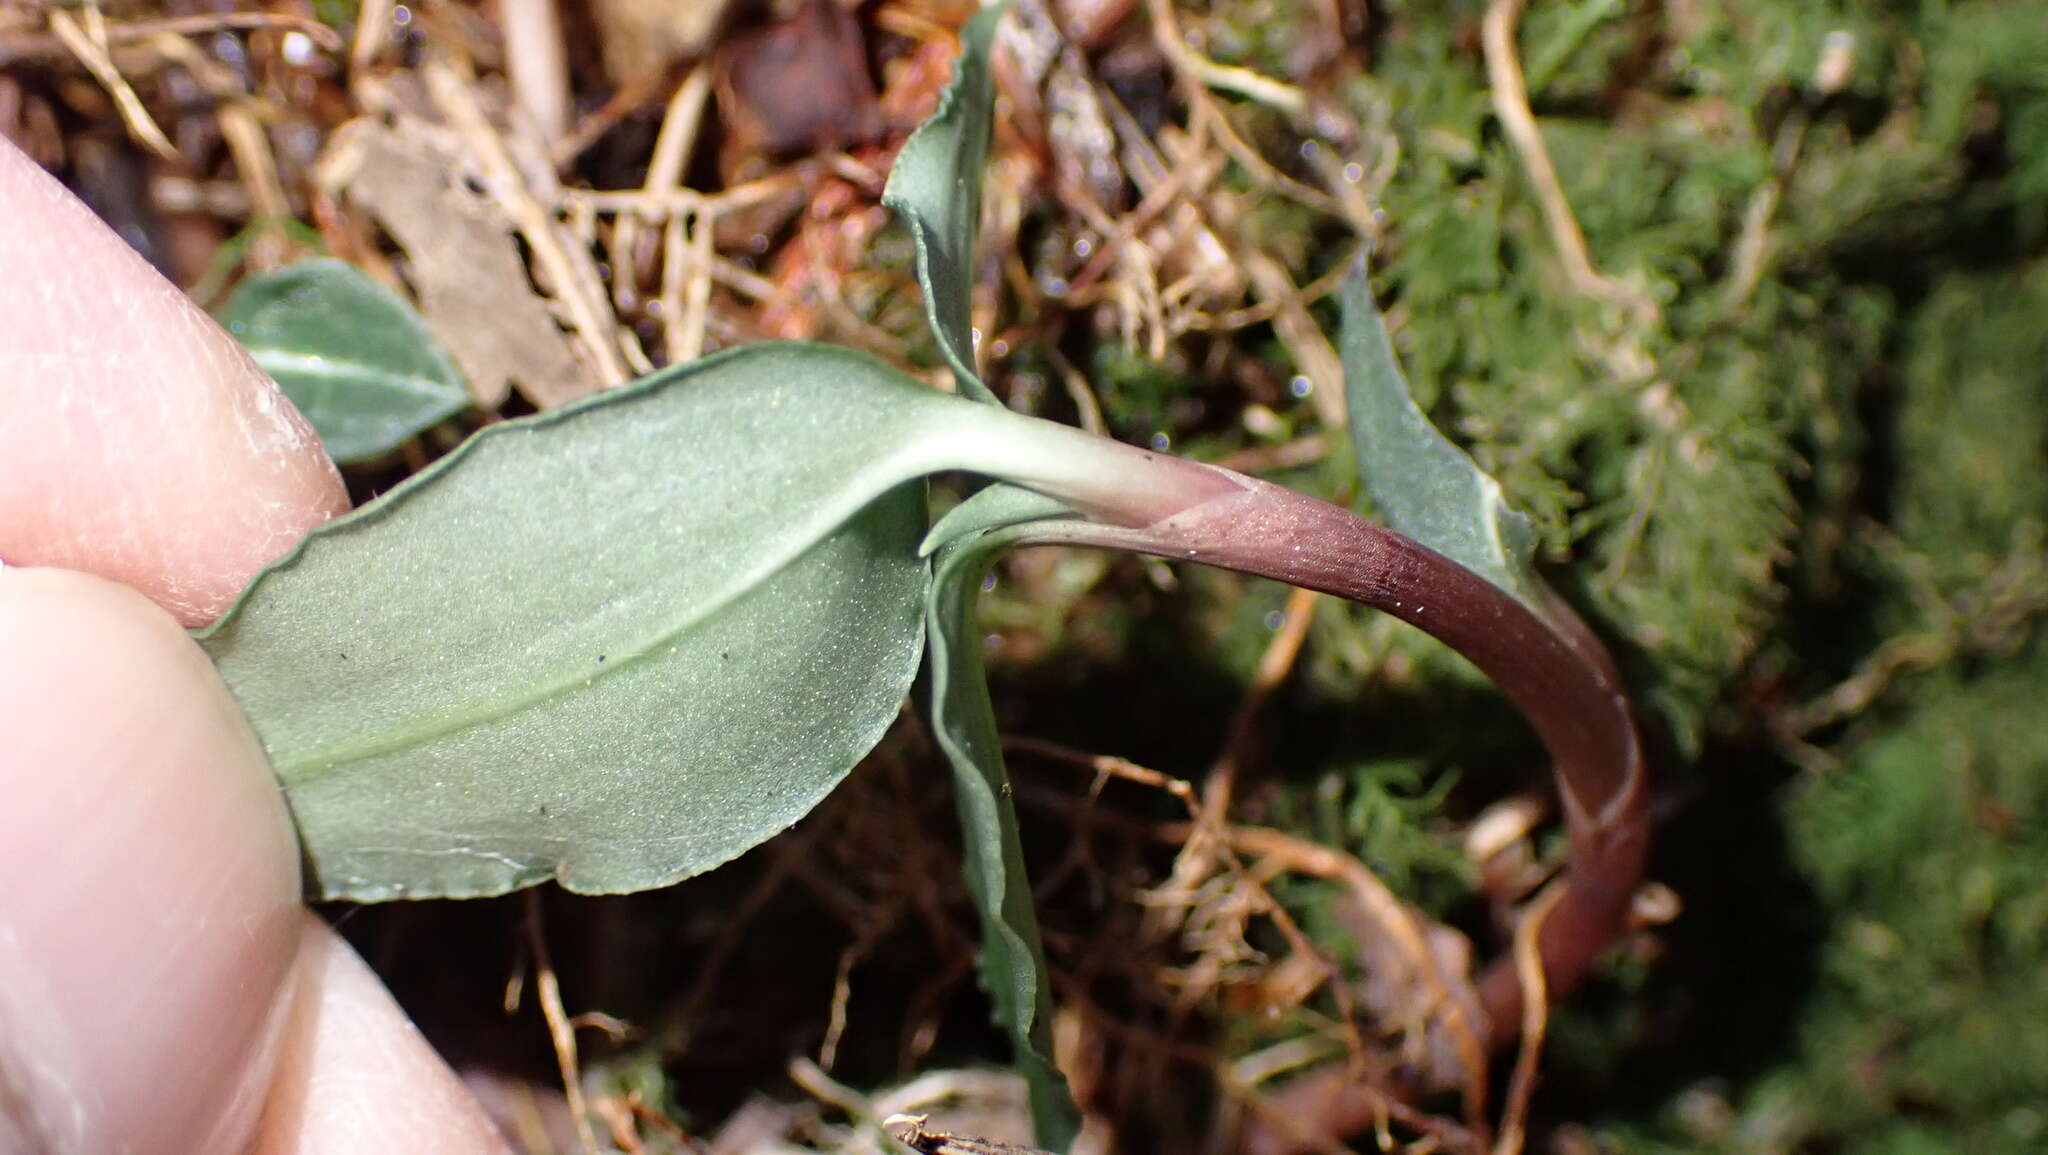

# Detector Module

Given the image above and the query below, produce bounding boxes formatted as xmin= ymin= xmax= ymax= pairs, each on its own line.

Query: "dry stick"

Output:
xmin=349 ymin=0 xmax=395 ymax=80
xmin=1719 ymin=113 xmax=1809 ymax=311
xmin=590 ymin=1096 xmax=648 ymax=1154
xmin=1144 ymin=0 xmax=1338 ymax=216
xmin=552 ymin=67 xmax=677 ymax=168
xmin=561 ymin=172 xmax=804 ymax=216
xmin=145 ymin=31 xmax=297 ymax=267
xmin=1151 ymin=586 xmax=1318 ymax=942
xmin=0 ymin=9 xmax=341 ymax=65
xmin=48 ymin=5 xmax=178 ymax=160
xmin=626 ymin=64 xmax=710 ymax=326
xmin=788 ymin=1055 xmax=873 ymax=1120
xmin=522 ymin=890 xmax=601 ymax=1155
xmin=424 ymin=60 xmax=632 ymax=387
xmin=1088 ymin=83 xmax=1222 ymax=283
xmin=1005 ymin=740 xmax=1379 ymax=1093
xmin=643 ymin=67 xmax=714 ymax=195
xmin=1056 ymin=976 xmax=1357 ymax=1154
xmin=1194 ymin=822 xmax=1491 ymax=1128
xmin=1215 ymin=435 xmax=1331 ymax=477
xmin=1243 ymin=254 xmax=1350 ymax=432
xmin=1045 ymin=346 xmax=1110 ymax=436
xmin=1480 ymin=0 xmax=1651 ymax=319
xmin=1190 ymin=256 xmax=1355 ymax=334
xmin=710 ymin=254 xmax=783 ymax=302
xmin=899 ymin=954 xmax=980 ymax=1070
xmin=1050 ymin=971 xmax=1480 ymax=1155
xmin=217 ymin=110 xmax=292 ymax=265
xmin=627 ymin=1095 xmax=695 ymax=1147
xmin=661 ymin=213 xmax=695 ymax=360
xmin=499 ymin=0 xmax=571 ymax=144
xmin=818 ymin=898 xmax=904 ymax=1072
xmin=1492 ymin=883 xmax=1564 ymax=1155
xmin=677 ymin=205 xmax=717 ymax=363
xmin=1066 ymin=191 xmax=1171 ymax=362
xmin=1080 ymin=105 xmax=1290 ymax=357
xmin=1216 ymin=1064 xmax=1421 ymax=1155
xmin=1777 ymin=544 xmax=2048 ymax=746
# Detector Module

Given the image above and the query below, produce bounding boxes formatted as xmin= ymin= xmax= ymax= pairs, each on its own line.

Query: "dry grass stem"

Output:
xmin=1151 ymin=585 xmax=1320 ymax=963
xmin=1045 ymin=346 xmax=1110 ymax=436
xmin=1202 ymin=824 xmax=1490 ymax=1126
xmin=559 ymin=172 xmax=805 ymax=218
xmin=1009 ymin=741 xmax=1398 ymax=1096
xmin=819 ymin=910 xmax=902 ymax=1073
xmin=500 ymin=0 xmax=571 ymax=144
xmin=1480 ymin=0 xmax=1652 ymax=320
xmin=1492 ymin=883 xmax=1565 ymax=1155
xmin=1720 ymin=113 xmax=1810 ymax=309
xmin=789 ymin=1055 xmax=874 ymax=1119
xmin=0 ymin=7 xmax=341 ymax=65
xmin=143 ymin=28 xmax=302 ymax=266
xmin=48 ymin=4 xmax=178 ymax=160
xmin=348 ymin=0 xmax=396 ymax=80
xmin=1216 ymin=435 xmax=1333 ymax=476
xmin=523 ymin=891 xmax=602 ymax=1155
xmin=425 ymin=60 xmax=632 ymax=386
xmin=1244 ymin=254 xmax=1349 ymax=431
xmin=1146 ymin=0 xmax=1337 ymax=216
xmin=621 ymin=64 xmax=710 ymax=322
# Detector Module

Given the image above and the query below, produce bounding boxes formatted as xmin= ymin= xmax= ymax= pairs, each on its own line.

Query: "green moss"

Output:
xmin=973 ymin=0 xmax=2044 ymax=1141
xmin=1169 ymin=0 xmax=2048 ymax=1142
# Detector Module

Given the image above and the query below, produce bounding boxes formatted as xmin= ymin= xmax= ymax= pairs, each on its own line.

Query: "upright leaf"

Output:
xmin=200 ymin=344 xmax=958 ymax=900
xmin=922 ymin=487 xmax=1082 ymax=1149
xmin=1340 ymin=264 xmax=1544 ymax=609
xmin=881 ymin=2 xmax=1005 ymax=402
xmin=220 ymin=259 xmax=470 ymax=463
xmin=887 ymin=10 xmax=1088 ymax=1141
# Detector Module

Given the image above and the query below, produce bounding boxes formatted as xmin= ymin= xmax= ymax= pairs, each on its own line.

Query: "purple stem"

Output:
xmin=1023 ymin=461 xmax=1650 ymax=1045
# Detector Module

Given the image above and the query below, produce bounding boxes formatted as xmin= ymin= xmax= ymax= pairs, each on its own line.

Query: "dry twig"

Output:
xmin=0 ymin=8 xmax=340 ymax=66
xmin=522 ymin=891 xmax=602 ymax=1155
xmin=424 ymin=59 xmax=633 ymax=386
xmin=1492 ymin=883 xmax=1565 ymax=1155
xmin=47 ymin=4 xmax=177 ymax=160
xmin=1480 ymin=0 xmax=1652 ymax=320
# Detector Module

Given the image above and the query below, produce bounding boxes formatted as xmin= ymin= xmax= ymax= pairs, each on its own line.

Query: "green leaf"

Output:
xmin=199 ymin=343 xmax=953 ymax=900
xmin=921 ymin=486 xmax=1081 ymax=1149
xmin=889 ymin=12 xmax=1086 ymax=1140
xmin=1340 ymin=264 xmax=1544 ymax=608
xmin=881 ymin=2 xmax=1005 ymax=402
xmin=220 ymin=259 xmax=470 ymax=464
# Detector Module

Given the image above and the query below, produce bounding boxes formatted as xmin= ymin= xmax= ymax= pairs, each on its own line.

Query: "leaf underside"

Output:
xmin=200 ymin=343 xmax=947 ymax=900
xmin=219 ymin=258 xmax=471 ymax=464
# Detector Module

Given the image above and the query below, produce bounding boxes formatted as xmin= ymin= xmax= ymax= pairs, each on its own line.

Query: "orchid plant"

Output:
xmin=209 ymin=9 xmax=1649 ymax=1146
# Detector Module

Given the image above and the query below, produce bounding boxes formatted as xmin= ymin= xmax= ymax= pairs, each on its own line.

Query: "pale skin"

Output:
xmin=0 ymin=137 xmax=512 ymax=1154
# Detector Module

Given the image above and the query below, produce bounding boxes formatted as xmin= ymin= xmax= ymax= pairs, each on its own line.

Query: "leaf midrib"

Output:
xmin=268 ymin=453 xmax=927 ymax=780
xmin=251 ymin=349 xmax=461 ymax=403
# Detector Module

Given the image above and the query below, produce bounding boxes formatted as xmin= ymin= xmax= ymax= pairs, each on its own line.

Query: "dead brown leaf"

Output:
xmin=318 ymin=115 xmax=596 ymax=409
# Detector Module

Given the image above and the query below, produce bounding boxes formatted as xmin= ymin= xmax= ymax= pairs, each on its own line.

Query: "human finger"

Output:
xmin=254 ymin=914 xmax=512 ymax=1155
xmin=0 ymin=566 xmax=304 ymax=1154
xmin=0 ymin=137 xmax=347 ymax=626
